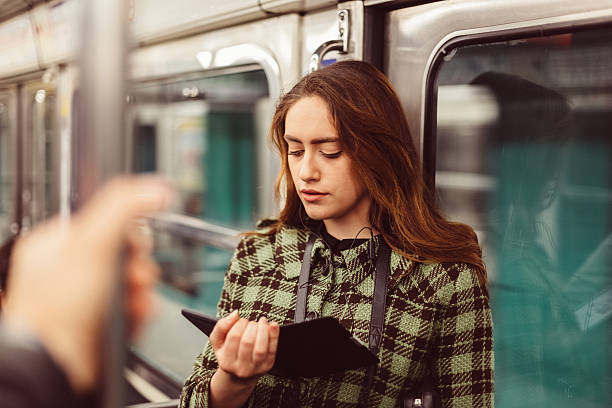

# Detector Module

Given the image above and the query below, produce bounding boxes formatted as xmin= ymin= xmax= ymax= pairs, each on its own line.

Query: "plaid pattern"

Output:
xmin=180 ymin=225 xmax=494 ymax=407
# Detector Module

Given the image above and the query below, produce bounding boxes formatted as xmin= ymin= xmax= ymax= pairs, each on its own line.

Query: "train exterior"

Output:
xmin=0 ymin=0 xmax=610 ymax=406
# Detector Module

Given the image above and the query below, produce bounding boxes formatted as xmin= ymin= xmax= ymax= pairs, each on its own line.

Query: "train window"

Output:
xmin=131 ymin=230 xmax=234 ymax=385
xmin=433 ymin=28 xmax=612 ymax=406
xmin=0 ymin=94 xmax=15 ymax=240
xmin=23 ymin=83 xmax=59 ymax=229
xmin=127 ymin=67 xmax=271 ymax=391
xmin=129 ymin=68 xmax=269 ymax=229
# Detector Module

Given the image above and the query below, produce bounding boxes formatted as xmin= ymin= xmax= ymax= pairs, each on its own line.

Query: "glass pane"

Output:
xmin=132 ymin=230 xmax=233 ymax=382
xmin=128 ymin=68 xmax=270 ymax=384
xmin=0 ymin=96 xmax=14 ymax=240
xmin=129 ymin=69 xmax=269 ymax=229
xmin=26 ymin=85 xmax=59 ymax=226
xmin=435 ymin=29 xmax=612 ymax=407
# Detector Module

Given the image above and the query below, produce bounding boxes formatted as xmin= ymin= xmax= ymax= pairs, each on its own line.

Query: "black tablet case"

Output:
xmin=181 ymin=308 xmax=378 ymax=377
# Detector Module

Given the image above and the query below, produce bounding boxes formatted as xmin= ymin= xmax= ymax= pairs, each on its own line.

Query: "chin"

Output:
xmin=302 ymin=204 xmax=327 ymax=221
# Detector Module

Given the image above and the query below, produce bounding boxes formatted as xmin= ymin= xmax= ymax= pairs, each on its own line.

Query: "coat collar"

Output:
xmin=274 ymin=224 xmax=414 ymax=290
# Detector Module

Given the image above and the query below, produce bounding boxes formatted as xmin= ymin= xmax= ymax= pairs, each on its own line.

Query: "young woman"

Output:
xmin=180 ymin=61 xmax=493 ymax=407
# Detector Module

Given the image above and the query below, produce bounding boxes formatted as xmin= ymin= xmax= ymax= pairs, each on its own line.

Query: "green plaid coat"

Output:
xmin=180 ymin=225 xmax=494 ymax=407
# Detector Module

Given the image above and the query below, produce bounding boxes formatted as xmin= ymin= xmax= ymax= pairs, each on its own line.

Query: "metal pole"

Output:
xmin=77 ymin=1 xmax=127 ymax=407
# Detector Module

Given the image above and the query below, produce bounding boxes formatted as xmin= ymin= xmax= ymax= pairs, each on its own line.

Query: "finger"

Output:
xmin=253 ymin=317 xmax=269 ymax=365
xmin=127 ymin=284 xmax=154 ymax=339
xmin=76 ymin=176 xmax=173 ymax=252
xmin=209 ymin=310 xmax=239 ymax=350
xmin=237 ymin=321 xmax=258 ymax=365
xmin=126 ymin=254 xmax=160 ymax=338
xmin=267 ymin=321 xmax=280 ymax=364
xmin=125 ymin=221 xmax=154 ymax=256
xmin=126 ymin=251 xmax=159 ymax=290
xmin=223 ymin=318 xmax=249 ymax=362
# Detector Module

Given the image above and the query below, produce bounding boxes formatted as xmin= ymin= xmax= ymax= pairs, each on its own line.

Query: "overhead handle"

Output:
xmin=308 ymin=9 xmax=350 ymax=73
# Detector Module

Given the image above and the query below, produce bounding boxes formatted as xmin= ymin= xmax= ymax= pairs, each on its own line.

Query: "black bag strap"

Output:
xmin=358 ymin=240 xmax=390 ymax=407
xmin=294 ymin=233 xmax=317 ymax=323
xmin=369 ymin=240 xmax=390 ymax=353
xmin=294 ymin=232 xmax=390 ymax=406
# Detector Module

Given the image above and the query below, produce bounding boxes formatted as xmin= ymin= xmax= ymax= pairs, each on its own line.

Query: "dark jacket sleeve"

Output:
xmin=0 ymin=324 xmax=77 ymax=408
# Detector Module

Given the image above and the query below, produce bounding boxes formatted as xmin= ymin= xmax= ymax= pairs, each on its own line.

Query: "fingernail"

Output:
xmin=259 ymin=316 xmax=267 ymax=324
xmin=228 ymin=310 xmax=238 ymax=318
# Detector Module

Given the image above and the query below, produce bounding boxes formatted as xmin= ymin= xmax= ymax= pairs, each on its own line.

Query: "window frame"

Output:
xmin=423 ymin=20 xmax=612 ymax=191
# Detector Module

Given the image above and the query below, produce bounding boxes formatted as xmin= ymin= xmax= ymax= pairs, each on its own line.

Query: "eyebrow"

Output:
xmin=283 ymin=134 xmax=340 ymax=145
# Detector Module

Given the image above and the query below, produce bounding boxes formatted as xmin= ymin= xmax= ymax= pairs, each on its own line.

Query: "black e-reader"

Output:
xmin=181 ymin=308 xmax=378 ymax=377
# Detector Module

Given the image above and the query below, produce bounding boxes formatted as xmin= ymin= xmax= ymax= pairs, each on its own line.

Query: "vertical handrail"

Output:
xmin=77 ymin=1 xmax=127 ymax=407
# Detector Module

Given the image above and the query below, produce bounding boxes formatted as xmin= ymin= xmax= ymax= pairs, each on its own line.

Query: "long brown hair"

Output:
xmin=267 ymin=61 xmax=486 ymax=287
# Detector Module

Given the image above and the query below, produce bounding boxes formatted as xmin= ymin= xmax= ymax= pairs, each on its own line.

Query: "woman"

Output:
xmin=180 ymin=61 xmax=493 ymax=407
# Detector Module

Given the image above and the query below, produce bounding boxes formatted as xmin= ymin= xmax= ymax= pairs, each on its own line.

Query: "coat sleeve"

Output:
xmin=0 ymin=324 xmax=77 ymax=408
xmin=179 ymin=239 xmax=244 ymax=408
xmin=434 ymin=264 xmax=494 ymax=408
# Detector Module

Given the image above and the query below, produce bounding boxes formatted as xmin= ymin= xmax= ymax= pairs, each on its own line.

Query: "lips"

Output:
xmin=300 ymin=189 xmax=328 ymax=202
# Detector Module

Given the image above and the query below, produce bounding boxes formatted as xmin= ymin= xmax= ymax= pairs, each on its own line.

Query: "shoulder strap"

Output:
xmin=359 ymin=240 xmax=390 ymax=407
xmin=294 ymin=233 xmax=317 ymax=323
xmin=295 ymin=234 xmax=391 ymax=407
xmin=369 ymin=241 xmax=390 ymax=353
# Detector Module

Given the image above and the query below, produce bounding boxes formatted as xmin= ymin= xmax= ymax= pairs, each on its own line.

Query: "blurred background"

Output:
xmin=0 ymin=0 xmax=609 ymax=407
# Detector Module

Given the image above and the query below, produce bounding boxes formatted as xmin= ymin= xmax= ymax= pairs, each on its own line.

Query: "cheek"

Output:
xmin=287 ymin=160 xmax=298 ymax=183
xmin=333 ymin=161 xmax=364 ymax=195
xmin=344 ymin=176 xmax=366 ymax=200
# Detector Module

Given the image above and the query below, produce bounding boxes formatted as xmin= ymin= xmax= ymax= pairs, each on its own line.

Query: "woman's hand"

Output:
xmin=210 ymin=311 xmax=279 ymax=381
xmin=208 ymin=311 xmax=279 ymax=407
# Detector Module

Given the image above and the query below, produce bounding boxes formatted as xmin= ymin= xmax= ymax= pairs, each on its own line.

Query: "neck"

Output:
xmin=322 ymin=194 xmax=376 ymax=239
xmin=323 ymin=220 xmax=377 ymax=240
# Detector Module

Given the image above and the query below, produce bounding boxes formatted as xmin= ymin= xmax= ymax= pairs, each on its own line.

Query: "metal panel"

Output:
xmin=262 ymin=0 xmax=336 ymax=14
xmin=129 ymin=0 xmax=336 ymax=45
xmin=385 ymin=0 xmax=612 ymax=160
xmin=301 ymin=8 xmax=338 ymax=76
xmin=0 ymin=0 xmax=46 ymax=22
xmin=0 ymin=13 xmax=39 ymax=76
xmin=129 ymin=13 xmax=300 ymax=97
xmin=129 ymin=0 xmax=262 ymax=44
xmin=31 ymin=0 xmax=82 ymax=65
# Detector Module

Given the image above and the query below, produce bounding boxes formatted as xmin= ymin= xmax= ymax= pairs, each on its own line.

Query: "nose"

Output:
xmin=298 ymin=151 xmax=319 ymax=182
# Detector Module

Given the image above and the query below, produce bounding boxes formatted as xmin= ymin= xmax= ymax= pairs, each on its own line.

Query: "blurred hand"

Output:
xmin=210 ymin=311 xmax=279 ymax=382
xmin=124 ymin=223 xmax=160 ymax=338
xmin=3 ymin=176 xmax=172 ymax=393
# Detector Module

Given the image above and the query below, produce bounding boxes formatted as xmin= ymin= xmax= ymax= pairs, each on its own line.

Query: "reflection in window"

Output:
xmin=132 ymin=231 xmax=234 ymax=383
xmin=435 ymin=29 xmax=612 ymax=407
xmin=129 ymin=69 xmax=269 ymax=229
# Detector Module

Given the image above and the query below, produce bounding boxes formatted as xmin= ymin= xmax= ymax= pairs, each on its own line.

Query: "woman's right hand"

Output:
xmin=210 ymin=310 xmax=280 ymax=382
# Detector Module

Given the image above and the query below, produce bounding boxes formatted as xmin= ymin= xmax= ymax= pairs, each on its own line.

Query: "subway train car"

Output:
xmin=0 ymin=0 xmax=610 ymax=406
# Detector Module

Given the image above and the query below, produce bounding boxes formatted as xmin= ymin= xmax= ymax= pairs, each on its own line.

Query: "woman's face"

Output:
xmin=284 ymin=96 xmax=371 ymax=237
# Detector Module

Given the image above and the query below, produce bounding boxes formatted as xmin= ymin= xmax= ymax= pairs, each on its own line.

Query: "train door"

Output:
xmin=125 ymin=14 xmax=303 ymax=398
xmin=385 ymin=0 xmax=612 ymax=406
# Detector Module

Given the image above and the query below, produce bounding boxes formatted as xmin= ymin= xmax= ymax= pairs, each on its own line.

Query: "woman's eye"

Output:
xmin=322 ymin=151 xmax=342 ymax=159
xmin=288 ymin=150 xmax=304 ymax=157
